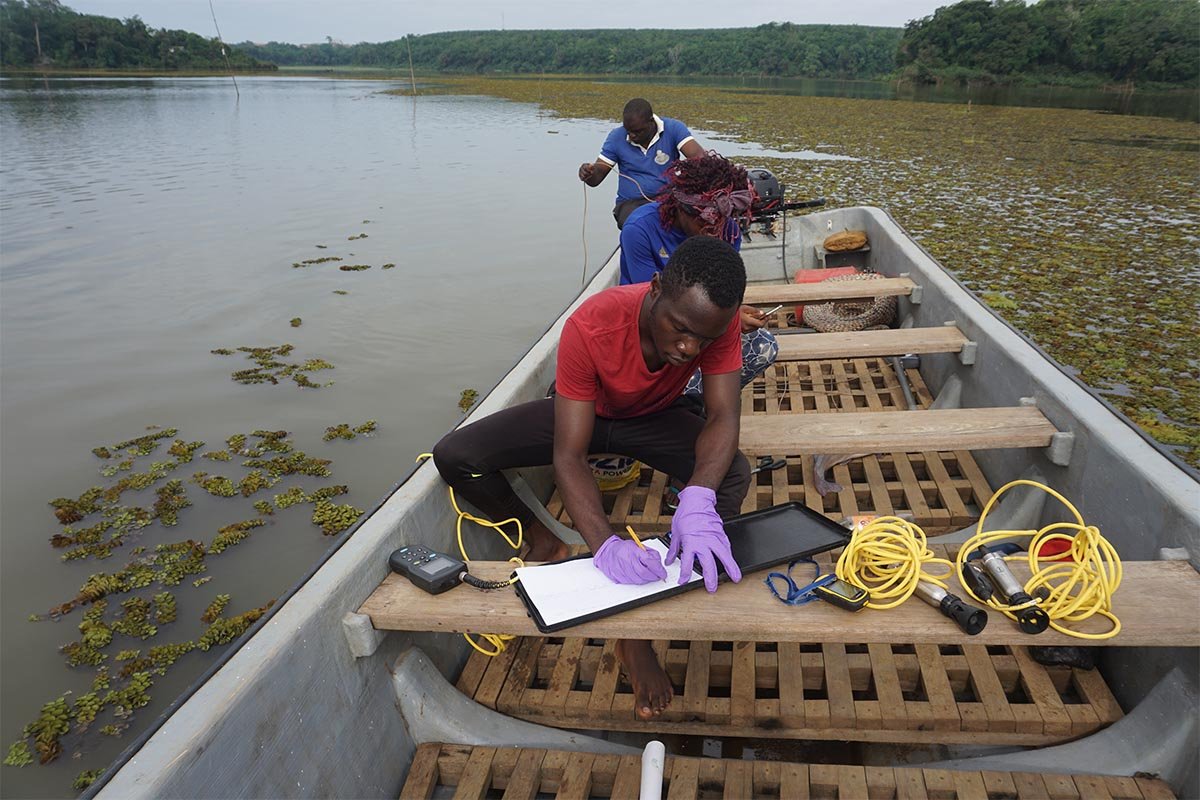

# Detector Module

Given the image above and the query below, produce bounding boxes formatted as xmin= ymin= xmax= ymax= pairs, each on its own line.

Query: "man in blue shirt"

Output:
xmin=578 ymin=98 xmax=706 ymax=228
xmin=618 ymin=154 xmax=779 ymax=396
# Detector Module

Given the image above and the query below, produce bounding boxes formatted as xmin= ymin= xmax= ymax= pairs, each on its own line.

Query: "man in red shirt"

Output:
xmin=433 ymin=236 xmax=750 ymax=719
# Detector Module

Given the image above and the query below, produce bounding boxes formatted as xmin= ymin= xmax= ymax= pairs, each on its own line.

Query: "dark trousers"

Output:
xmin=432 ymin=397 xmax=751 ymax=531
xmin=613 ymin=197 xmax=652 ymax=229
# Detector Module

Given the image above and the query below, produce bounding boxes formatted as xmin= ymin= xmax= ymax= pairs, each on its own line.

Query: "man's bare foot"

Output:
xmin=522 ymin=520 xmax=568 ymax=562
xmin=616 ymin=639 xmax=673 ymax=720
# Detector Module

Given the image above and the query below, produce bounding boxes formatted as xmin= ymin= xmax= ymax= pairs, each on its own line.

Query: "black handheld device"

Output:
xmin=812 ymin=577 xmax=869 ymax=611
xmin=388 ymin=545 xmax=466 ymax=595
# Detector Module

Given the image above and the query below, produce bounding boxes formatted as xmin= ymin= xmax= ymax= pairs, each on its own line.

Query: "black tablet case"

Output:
xmin=513 ymin=502 xmax=850 ymax=633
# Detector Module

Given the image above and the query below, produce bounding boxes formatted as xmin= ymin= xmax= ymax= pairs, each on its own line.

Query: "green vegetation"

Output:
xmin=0 ymin=0 xmax=275 ymax=71
xmin=237 ymin=24 xmax=903 ymax=79
xmin=897 ymin=0 xmax=1199 ymax=87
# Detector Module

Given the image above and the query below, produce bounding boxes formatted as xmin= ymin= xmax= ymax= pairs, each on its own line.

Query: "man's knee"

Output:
xmin=716 ymin=450 xmax=752 ymax=518
xmin=430 ymin=430 xmax=475 ymax=485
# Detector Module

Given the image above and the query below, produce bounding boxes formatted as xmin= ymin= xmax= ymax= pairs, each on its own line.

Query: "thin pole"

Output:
xmin=406 ymin=35 xmax=417 ymax=96
xmin=208 ymin=0 xmax=239 ymax=100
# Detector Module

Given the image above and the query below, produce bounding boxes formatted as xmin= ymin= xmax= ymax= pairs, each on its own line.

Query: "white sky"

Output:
xmin=64 ymin=1 xmax=950 ymax=44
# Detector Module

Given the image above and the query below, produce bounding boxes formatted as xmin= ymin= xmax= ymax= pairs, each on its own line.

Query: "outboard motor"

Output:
xmin=747 ymin=168 xmax=784 ymax=216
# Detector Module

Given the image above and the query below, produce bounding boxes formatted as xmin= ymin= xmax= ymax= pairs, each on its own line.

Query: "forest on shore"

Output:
xmin=0 ymin=0 xmax=274 ymax=71
xmin=1 ymin=0 xmax=1196 ymax=88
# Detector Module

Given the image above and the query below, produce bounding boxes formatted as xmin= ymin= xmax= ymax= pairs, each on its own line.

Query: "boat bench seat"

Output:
xmin=737 ymin=406 xmax=1059 ymax=455
xmin=455 ymin=636 xmax=1125 ymax=746
xmin=357 ymin=552 xmax=1200 ymax=647
xmin=400 ymin=742 xmax=1179 ymax=799
xmin=774 ymin=326 xmax=969 ymax=362
xmin=743 ymin=275 xmax=917 ymax=306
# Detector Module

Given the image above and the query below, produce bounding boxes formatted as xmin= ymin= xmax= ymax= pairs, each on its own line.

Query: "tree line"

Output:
xmin=236 ymin=24 xmax=903 ymax=79
xmin=1 ymin=0 xmax=1195 ymax=87
xmin=0 ymin=0 xmax=275 ymax=71
xmin=897 ymin=0 xmax=1198 ymax=86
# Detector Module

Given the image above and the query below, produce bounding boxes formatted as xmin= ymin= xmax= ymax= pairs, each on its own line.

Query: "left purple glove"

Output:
xmin=665 ymin=486 xmax=742 ymax=593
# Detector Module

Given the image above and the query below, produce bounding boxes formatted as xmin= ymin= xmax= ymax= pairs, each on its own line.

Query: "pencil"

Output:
xmin=625 ymin=525 xmax=646 ymax=550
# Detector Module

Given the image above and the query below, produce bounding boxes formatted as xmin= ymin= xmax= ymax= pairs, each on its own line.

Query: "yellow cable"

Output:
xmin=415 ymin=453 xmax=523 ymax=656
xmin=955 ymin=480 xmax=1122 ymax=640
xmin=834 ymin=516 xmax=954 ymax=609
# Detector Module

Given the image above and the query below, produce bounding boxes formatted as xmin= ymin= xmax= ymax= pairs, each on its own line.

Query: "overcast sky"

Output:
xmin=65 ymin=1 xmax=950 ymax=44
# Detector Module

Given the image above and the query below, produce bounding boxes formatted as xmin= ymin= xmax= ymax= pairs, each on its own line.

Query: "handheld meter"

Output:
xmin=812 ymin=577 xmax=869 ymax=611
xmin=388 ymin=545 xmax=466 ymax=595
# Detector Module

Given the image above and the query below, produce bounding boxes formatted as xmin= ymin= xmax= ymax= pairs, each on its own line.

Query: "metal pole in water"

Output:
xmin=208 ymin=0 xmax=239 ymax=100
xmin=406 ymin=35 xmax=418 ymax=96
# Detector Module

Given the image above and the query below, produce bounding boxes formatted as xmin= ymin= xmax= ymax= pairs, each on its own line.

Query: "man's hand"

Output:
xmin=578 ymin=162 xmax=596 ymax=182
xmin=593 ymin=535 xmax=667 ymax=584
xmin=665 ymin=486 xmax=742 ymax=592
xmin=739 ymin=304 xmax=766 ymax=334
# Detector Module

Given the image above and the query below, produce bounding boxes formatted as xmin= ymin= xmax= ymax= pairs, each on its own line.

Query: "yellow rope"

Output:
xmin=834 ymin=516 xmax=954 ymax=610
xmin=415 ymin=453 xmax=523 ymax=656
xmin=955 ymin=480 xmax=1122 ymax=640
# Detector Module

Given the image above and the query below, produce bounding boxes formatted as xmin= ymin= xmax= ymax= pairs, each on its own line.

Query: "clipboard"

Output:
xmin=513 ymin=502 xmax=850 ymax=633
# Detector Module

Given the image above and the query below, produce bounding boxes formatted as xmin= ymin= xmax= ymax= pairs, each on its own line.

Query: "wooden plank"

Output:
xmin=1011 ymin=772 xmax=1052 ymax=800
xmin=682 ymin=640 xmax=712 ymax=720
xmin=1072 ymin=668 xmax=1125 ymax=724
xmin=497 ymin=638 xmax=544 ymax=714
xmin=723 ymin=760 xmax=752 ymax=800
xmin=666 ymin=757 xmax=700 ymax=800
xmin=455 ymin=650 xmax=491 ymax=697
xmin=865 ymin=766 xmax=898 ymax=800
xmin=744 ymin=276 xmax=916 ymax=305
xmin=554 ymin=752 xmax=594 ymax=800
xmin=1071 ymin=775 xmax=1114 ymax=800
xmin=777 ymin=641 xmax=806 ymax=727
xmin=952 ymin=770 xmax=991 ymax=800
xmin=868 ymin=643 xmax=908 ymax=730
xmin=922 ymin=768 xmax=957 ymax=800
xmin=730 ymin=641 xmax=757 ymax=727
xmin=776 ymin=326 xmax=967 ymax=362
xmin=453 ymin=746 xmax=497 ymax=800
xmin=895 ymin=768 xmax=931 ymax=799
xmin=1103 ymin=776 xmax=1145 ymax=799
xmin=588 ymin=639 xmax=622 ymax=714
xmin=472 ymin=641 xmax=520 ymax=709
xmin=980 ymin=770 xmax=1019 ymax=799
xmin=1011 ymin=646 xmax=1072 ymax=737
xmin=736 ymin=407 xmax=1058 ymax=456
xmin=823 ymin=643 xmax=857 ymax=729
xmin=610 ymin=755 xmax=645 ymax=799
xmin=963 ymin=645 xmax=1016 ymax=733
xmin=501 ymin=749 xmax=546 ymax=800
xmin=779 ymin=763 xmax=810 ymax=799
xmin=1134 ymin=777 xmax=1177 ymax=800
xmin=916 ymin=645 xmax=961 ymax=731
xmin=362 ymin=561 xmax=1200 ymax=646
xmin=543 ymin=637 xmax=586 ymax=709
xmin=399 ymin=744 xmax=442 ymax=800
xmin=1040 ymin=772 xmax=1082 ymax=800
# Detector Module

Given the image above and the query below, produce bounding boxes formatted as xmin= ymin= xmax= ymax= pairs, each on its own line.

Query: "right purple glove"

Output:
xmin=665 ymin=486 xmax=742 ymax=593
xmin=593 ymin=535 xmax=668 ymax=585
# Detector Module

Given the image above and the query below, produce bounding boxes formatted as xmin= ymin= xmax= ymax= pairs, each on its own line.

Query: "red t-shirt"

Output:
xmin=556 ymin=283 xmax=742 ymax=418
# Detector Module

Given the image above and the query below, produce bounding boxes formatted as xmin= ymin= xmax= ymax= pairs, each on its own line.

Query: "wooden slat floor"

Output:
xmin=547 ymin=358 xmax=994 ymax=535
xmin=455 ymin=634 xmax=1124 ymax=746
xmin=399 ymin=742 xmax=1178 ymax=799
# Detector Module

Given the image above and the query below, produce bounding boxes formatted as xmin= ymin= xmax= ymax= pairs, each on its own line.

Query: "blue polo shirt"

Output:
xmin=618 ymin=202 xmax=742 ymax=286
xmin=599 ymin=115 xmax=696 ymax=204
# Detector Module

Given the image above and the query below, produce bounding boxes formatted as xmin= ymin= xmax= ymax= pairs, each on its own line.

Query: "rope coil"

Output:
xmin=955 ymin=480 xmax=1122 ymax=640
xmin=834 ymin=516 xmax=954 ymax=609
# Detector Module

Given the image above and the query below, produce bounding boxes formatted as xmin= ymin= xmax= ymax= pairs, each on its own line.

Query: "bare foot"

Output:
xmin=616 ymin=639 xmax=673 ymax=720
xmin=522 ymin=520 xmax=568 ymax=562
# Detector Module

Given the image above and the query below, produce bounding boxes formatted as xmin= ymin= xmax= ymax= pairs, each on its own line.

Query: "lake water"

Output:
xmin=0 ymin=75 xmax=649 ymax=797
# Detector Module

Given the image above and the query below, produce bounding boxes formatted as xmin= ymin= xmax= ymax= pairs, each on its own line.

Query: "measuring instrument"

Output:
xmin=389 ymin=545 xmax=513 ymax=595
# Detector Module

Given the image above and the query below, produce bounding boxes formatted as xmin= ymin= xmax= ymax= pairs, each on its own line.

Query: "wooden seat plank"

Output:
xmin=363 ymin=561 xmax=1200 ymax=647
xmin=453 ymin=746 xmax=497 ymax=800
xmin=554 ymin=752 xmax=594 ymax=800
xmin=609 ymin=755 xmax=644 ymax=799
xmin=737 ymin=407 xmax=1059 ymax=455
xmin=744 ymin=276 xmax=916 ymax=305
xmin=399 ymin=743 xmax=442 ymax=800
xmin=500 ymin=749 xmax=546 ymax=800
xmin=776 ymin=326 xmax=968 ymax=362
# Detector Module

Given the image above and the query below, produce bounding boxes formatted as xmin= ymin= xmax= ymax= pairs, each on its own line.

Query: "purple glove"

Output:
xmin=665 ymin=486 xmax=742 ymax=593
xmin=593 ymin=535 xmax=667 ymax=585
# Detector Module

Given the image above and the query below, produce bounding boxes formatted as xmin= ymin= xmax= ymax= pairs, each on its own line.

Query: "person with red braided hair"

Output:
xmin=619 ymin=152 xmax=780 ymax=397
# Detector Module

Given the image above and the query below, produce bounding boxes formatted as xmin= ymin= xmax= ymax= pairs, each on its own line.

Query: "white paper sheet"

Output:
xmin=514 ymin=539 xmax=702 ymax=628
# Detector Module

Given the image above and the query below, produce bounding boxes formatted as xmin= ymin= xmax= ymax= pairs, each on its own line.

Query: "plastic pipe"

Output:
xmin=639 ymin=740 xmax=666 ymax=800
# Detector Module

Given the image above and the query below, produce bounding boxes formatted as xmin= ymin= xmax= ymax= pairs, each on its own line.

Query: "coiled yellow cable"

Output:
xmin=416 ymin=453 xmax=523 ymax=656
xmin=834 ymin=516 xmax=954 ymax=609
xmin=956 ymin=480 xmax=1122 ymax=640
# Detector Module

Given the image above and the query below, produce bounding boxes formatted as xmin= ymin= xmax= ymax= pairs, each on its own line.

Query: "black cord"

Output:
xmin=461 ymin=572 xmax=514 ymax=591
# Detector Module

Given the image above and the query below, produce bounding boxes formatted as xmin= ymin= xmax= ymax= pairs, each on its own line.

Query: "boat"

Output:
xmin=85 ymin=205 xmax=1199 ymax=799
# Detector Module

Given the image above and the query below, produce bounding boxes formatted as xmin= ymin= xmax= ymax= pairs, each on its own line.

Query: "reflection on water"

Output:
xmin=0 ymin=76 xmax=620 ymax=797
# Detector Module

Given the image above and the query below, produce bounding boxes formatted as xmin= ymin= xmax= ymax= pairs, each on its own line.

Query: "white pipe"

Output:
xmin=639 ymin=740 xmax=666 ymax=800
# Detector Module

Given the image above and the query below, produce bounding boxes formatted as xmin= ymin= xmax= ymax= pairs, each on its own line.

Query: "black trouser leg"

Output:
xmin=431 ymin=397 xmax=751 ymax=528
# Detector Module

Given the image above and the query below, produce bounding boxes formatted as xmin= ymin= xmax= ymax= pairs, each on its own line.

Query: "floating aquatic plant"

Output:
xmin=111 ymin=597 xmax=157 ymax=640
xmin=291 ymin=256 xmax=342 ymax=268
xmin=200 ymin=594 xmax=230 ymax=624
xmin=195 ymin=601 xmax=273 ymax=651
xmin=323 ymin=420 xmax=377 ymax=441
xmin=215 ymin=344 xmax=335 ymax=389
xmin=381 ymin=262 xmax=395 ymax=269
xmin=253 ymin=499 xmax=274 ymax=516
xmin=73 ymin=769 xmax=103 ymax=790
xmin=192 ymin=576 xmax=212 ymax=588
xmin=311 ymin=500 xmax=363 ymax=536
xmin=458 ymin=388 xmax=479 ymax=413
xmin=208 ymin=519 xmax=265 ymax=554
xmin=193 ymin=473 xmax=237 ymax=498
xmin=290 ymin=317 xmax=302 ymax=327
xmin=332 ymin=290 xmax=348 ymax=295
xmin=339 ymin=264 xmax=371 ymax=271
xmin=153 ymin=480 xmax=190 ymax=527
xmin=4 ymin=740 xmax=33 ymax=767
xmin=347 ymin=233 xmax=368 ymax=240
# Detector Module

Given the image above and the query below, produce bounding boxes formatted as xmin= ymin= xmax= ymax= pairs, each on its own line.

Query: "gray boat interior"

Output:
xmin=93 ymin=207 xmax=1200 ymax=799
